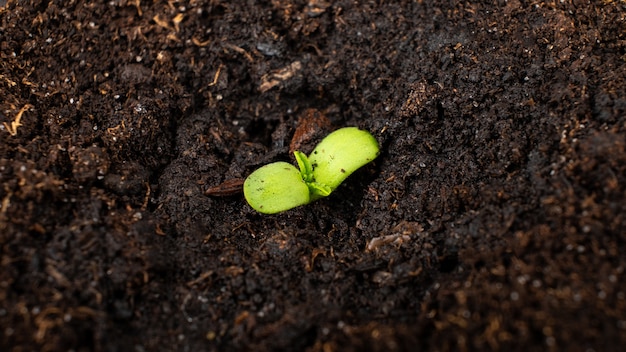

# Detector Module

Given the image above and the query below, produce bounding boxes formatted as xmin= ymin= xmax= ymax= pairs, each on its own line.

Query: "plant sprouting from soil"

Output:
xmin=244 ymin=127 xmax=379 ymax=214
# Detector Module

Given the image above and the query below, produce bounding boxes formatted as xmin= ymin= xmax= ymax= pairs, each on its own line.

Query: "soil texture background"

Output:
xmin=1 ymin=0 xmax=626 ymax=351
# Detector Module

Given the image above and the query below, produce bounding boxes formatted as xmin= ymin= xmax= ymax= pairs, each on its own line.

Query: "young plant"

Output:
xmin=244 ymin=127 xmax=379 ymax=214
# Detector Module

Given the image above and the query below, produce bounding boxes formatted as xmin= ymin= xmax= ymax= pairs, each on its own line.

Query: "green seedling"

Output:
xmin=243 ymin=161 xmax=310 ymax=214
xmin=307 ymin=127 xmax=379 ymax=200
xmin=243 ymin=127 xmax=379 ymax=214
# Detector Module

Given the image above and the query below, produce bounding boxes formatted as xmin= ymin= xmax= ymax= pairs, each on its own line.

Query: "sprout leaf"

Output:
xmin=243 ymin=162 xmax=310 ymax=214
xmin=308 ymin=127 xmax=379 ymax=200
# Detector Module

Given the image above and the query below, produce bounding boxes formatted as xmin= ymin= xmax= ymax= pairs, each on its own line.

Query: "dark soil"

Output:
xmin=2 ymin=0 xmax=626 ymax=351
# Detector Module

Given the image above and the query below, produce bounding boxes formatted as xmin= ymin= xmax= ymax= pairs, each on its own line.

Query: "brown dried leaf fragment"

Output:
xmin=205 ymin=178 xmax=245 ymax=196
xmin=306 ymin=0 xmax=331 ymax=18
xmin=366 ymin=221 xmax=423 ymax=251
xmin=4 ymin=104 xmax=33 ymax=136
xmin=289 ymin=108 xmax=331 ymax=154
xmin=259 ymin=61 xmax=302 ymax=93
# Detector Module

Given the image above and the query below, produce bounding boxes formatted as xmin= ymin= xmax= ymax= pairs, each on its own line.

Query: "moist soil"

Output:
xmin=1 ymin=1 xmax=626 ymax=351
